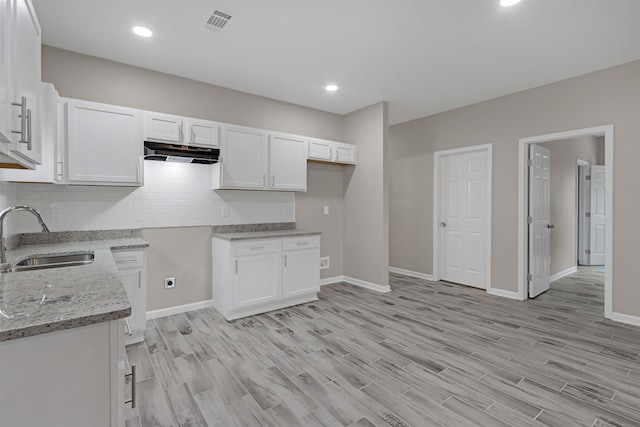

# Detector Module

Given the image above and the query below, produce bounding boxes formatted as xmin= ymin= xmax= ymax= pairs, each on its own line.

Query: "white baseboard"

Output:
xmin=147 ymin=299 xmax=214 ymax=320
xmin=389 ymin=266 xmax=434 ymax=281
xmin=609 ymin=311 xmax=640 ymax=327
xmin=320 ymin=276 xmax=345 ymax=286
xmin=550 ymin=266 xmax=578 ymax=282
xmin=343 ymin=275 xmax=391 ymax=293
xmin=486 ymin=288 xmax=520 ymax=300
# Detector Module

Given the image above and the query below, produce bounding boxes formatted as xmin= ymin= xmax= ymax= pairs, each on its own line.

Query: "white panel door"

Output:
xmin=232 ymin=252 xmax=281 ymax=308
xmin=440 ymin=149 xmax=488 ymax=289
xmin=268 ymin=133 xmax=307 ymax=191
xmin=282 ymin=248 xmax=319 ymax=298
xmin=528 ymin=144 xmax=551 ymax=298
xmin=145 ymin=112 xmax=183 ymax=143
xmin=66 ymin=100 xmax=143 ymax=185
xmin=589 ymin=165 xmax=606 ymax=265
xmin=220 ymin=125 xmax=267 ymax=189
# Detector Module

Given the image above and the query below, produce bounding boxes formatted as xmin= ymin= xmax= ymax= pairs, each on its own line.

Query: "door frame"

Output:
xmin=433 ymin=143 xmax=492 ymax=291
xmin=517 ymin=125 xmax=613 ymax=317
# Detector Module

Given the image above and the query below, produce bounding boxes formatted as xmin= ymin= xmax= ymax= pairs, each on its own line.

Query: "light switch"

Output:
xmin=323 ymin=206 xmax=329 ymax=215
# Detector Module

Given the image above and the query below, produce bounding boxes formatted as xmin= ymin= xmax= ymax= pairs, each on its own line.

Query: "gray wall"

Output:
xmin=295 ymin=162 xmax=345 ymax=280
xmin=41 ymin=46 xmax=348 ymax=310
xmin=389 ymin=59 xmax=640 ymax=317
xmin=538 ymin=136 xmax=601 ymax=277
xmin=343 ymin=102 xmax=389 ymax=287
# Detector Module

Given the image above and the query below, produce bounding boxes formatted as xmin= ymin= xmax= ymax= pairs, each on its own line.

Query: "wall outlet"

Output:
xmin=320 ymin=256 xmax=330 ymax=270
xmin=164 ymin=277 xmax=176 ymax=289
xmin=323 ymin=206 xmax=329 ymax=215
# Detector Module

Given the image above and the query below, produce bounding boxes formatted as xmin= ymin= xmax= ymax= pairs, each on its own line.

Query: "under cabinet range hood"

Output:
xmin=143 ymin=141 xmax=219 ymax=164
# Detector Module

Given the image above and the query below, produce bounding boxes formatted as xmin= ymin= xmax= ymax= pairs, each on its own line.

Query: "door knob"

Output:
xmin=547 ymin=224 xmax=555 ymax=229
xmin=440 ymin=222 xmax=447 ymax=227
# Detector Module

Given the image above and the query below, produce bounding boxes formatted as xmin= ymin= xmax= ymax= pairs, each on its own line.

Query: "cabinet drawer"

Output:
xmin=112 ymin=250 xmax=144 ymax=268
xmin=283 ymin=236 xmax=320 ymax=251
xmin=231 ymin=239 xmax=280 ymax=257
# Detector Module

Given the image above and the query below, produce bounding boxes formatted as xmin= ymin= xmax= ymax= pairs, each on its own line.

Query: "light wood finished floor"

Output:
xmin=125 ymin=267 xmax=640 ymax=426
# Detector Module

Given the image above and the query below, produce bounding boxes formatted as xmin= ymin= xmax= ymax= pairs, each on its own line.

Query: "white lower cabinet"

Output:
xmin=0 ymin=320 xmax=129 ymax=427
xmin=212 ymin=235 xmax=320 ymax=320
xmin=112 ymin=249 xmax=147 ymax=345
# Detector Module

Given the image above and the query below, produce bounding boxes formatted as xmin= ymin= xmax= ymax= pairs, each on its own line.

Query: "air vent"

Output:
xmin=205 ymin=9 xmax=234 ymax=32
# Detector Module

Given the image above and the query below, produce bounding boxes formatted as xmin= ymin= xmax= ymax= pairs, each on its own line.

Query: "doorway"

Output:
xmin=517 ymin=125 xmax=613 ymax=318
xmin=433 ymin=144 xmax=492 ymax=290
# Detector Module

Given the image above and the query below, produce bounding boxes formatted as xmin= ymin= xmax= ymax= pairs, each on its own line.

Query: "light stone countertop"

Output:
xmin=212 ymin=229 xmax=321 ymax=241
xmin=0 ymin=237 xmax=148 ymax=342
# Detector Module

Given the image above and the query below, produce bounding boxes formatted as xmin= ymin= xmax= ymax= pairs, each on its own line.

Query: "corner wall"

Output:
xmin=343 ymin=102 xmax=389 ymax=290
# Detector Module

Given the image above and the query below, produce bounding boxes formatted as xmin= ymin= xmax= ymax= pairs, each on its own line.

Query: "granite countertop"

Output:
xmin=212 ymin=229 xmax=321 ymax=241
xmin=0 ymin=237 xmax=148 ymax=342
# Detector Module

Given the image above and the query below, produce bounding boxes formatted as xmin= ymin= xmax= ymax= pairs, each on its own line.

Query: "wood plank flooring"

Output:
xmin=125 ymin=267 xmax=640 ymax=426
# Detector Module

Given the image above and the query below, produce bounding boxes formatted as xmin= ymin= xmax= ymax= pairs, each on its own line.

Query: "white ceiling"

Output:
xmin=32 ymin=0 xmax=640 ymax=125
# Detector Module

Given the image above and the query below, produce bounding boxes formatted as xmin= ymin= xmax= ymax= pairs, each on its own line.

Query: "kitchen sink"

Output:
xmin=8 ymin=252 xmax=95 ymax=272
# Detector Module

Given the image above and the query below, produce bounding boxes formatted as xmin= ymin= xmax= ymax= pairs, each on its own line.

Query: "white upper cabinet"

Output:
xmin=214 ymin=124 xmax=267 ymax=189
xmin=0 ymin=0 xmax=42 ymax=168
xmin=66 ymin=99 xmax=143 ymax=186
xmin=144 ymin=111 xmax=219 ymax=148
xmin=268 ymin=133 xmax=307 ymax=191
xmin=308 ymin=138 xmax=357 ymax=165
xmin=334 ymin=142 xmax=357 ymax=164
xmin=214 ymin=127 xmax=308 ymax=192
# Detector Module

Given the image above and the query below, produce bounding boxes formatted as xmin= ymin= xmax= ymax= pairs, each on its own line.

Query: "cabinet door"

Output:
xmin=308 ymin=138 xmax=333 ymax=161
xmin=0 ymin=0 xmax=12 ymax=146
xmin=145 ymin=112 xmax=183 ymax=143
xmin=220 ymin=125 xmax=266 ymax=189
xmin=268 ymin=133 xmax=307 ymax=191
xmin=8 ymin=0 xmax=41 ymax=165
xmin=334 ymin=142 xmax=357 ymax=164
xmin=282 ymin=247 xmax=320 ymax=298
xmin=66 ymin=100 xmax=143 ymax=186
xmin=119 ymin=268 xmax=142 ymax=332
xmin=232 ymin=252 xmax=281 ymax=308
xmin=188 ymin=118 xmax=219 ymax=148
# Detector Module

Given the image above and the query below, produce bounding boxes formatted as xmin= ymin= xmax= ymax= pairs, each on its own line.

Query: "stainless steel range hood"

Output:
xmin=143 ymin=141 xmax=219 ymax=164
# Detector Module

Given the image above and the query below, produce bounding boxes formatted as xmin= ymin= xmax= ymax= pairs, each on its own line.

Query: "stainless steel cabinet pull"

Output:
xmin=25 ymin=109 xmax=32 ymax=150
xmin=191 ymin=127 xmax=195 ymax=143
xmin=262 ymin=175 xmax=265 ymax=186
xmin=178 ymin=122 xmax=183 ymax=141
xmin=124 ymin=364 xmax=136 ymax=408
xmin=297 ymin=242 xmax=309 ymax=246
xmin=250 ymin=246 xmax=265 ymax=250
xmin=284 ymin=254 xmax=287 ymax=267
xmin=235 ymin=259 xmax=238 ymax=274
xmin=329 ymin=147 xmax=333 ymax=160
xmin=11 ymin=96 xmax=27 ymax=144
xmin=138 ymin=270 xmax=142 ymax=288
xmin=272 ymin=175 xmax=275 ymax=186
xmin=124 ymin=319 xmax=133 ymax=336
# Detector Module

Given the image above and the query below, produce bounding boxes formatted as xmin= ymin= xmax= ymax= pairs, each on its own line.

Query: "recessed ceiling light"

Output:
xmin=133 ymin=26 xmax=153 ymax=38
xmin=325 ymin=84 xmax=338 ymax=92
xmin=500 ymin=0 xmax=521 ymax=6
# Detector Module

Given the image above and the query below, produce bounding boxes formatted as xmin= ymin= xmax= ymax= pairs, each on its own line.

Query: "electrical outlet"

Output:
xmin=320 ymin=256 xmax=330 ymax=270
xmin=323 ymin=206 xmax=329 ymax=215
xmin=164 ymin=277 xmax=176 ymax=289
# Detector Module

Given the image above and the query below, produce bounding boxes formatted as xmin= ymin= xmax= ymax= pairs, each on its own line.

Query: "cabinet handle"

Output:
xmin=124 ymin=319 xmax=133 ymax=336
xmin=250 ymin=246 xmax=265 ymax=250
xmin=262 ymin=175 xmax=265 ymax=186
xmin=138 ymin=270 xmax=142 ymax=288
xmin=329 ymin=147 xmax=333 ymax=160
xmin=235 ymin=259 xmax=238 ymax=274
xmin=284 ymin=254 xmax=287 ymax=267
xmin=25 ymin=109 xmax=32 ymax=150
xmin=191 ymin=127 xmax=195 ymax=143
xmin=11 ymin=96 xmax=27 ymax=144
xmin=297 ymin=241 xmax=309 ymax=246
xmin=124 ymin=364 xmax=136 ymax=409
xmin=272 ymin=175 xmax=275 ymax=187
xmin=179 ymin=122 xmax=183 ymax=141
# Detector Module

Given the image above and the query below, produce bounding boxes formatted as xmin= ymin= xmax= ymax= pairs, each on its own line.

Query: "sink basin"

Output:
xmin=11 ymin=252 xmax=95 ymax=272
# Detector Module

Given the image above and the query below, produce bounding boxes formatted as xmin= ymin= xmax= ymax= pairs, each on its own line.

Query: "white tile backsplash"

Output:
xmin=3 ymin=161 xmax=295 ymax=233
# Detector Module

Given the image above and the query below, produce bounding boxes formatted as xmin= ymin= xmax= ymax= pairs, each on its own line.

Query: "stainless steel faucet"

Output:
xmin=0 ymin=206 xmax=50 ymax=265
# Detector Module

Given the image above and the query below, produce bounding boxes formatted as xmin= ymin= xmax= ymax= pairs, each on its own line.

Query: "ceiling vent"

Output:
xmin=205 ymin=8 xmax=234 ymax=32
